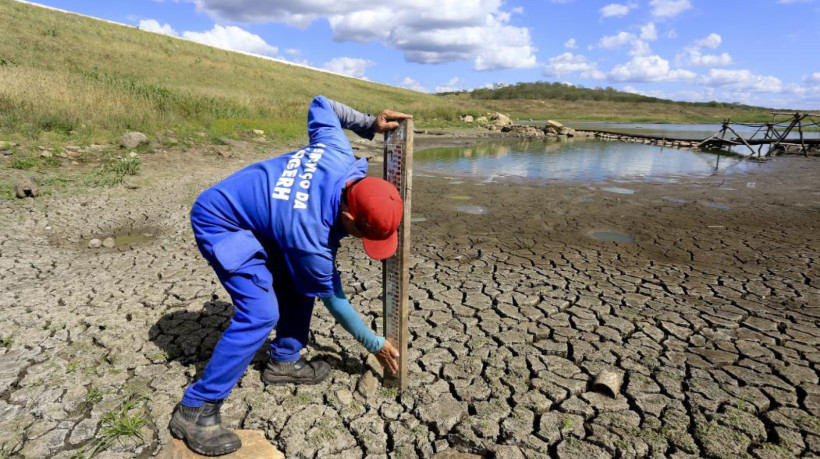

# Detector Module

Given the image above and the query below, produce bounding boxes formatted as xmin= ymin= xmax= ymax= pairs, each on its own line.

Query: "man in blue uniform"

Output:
xmin=169 ymin=96 xmax=412 ymax=456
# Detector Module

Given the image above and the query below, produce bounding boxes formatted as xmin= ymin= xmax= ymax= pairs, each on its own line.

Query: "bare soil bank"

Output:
xmin=1 ymin=136 xmax=818 ymax=458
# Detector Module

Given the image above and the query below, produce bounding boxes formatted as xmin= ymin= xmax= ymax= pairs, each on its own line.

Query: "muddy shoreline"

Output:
xmin=1 ymin=134 xmax=818 ymax=458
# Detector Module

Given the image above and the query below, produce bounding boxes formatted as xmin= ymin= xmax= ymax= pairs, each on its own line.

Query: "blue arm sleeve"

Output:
xmin=308 ymin=96 xmax=376 ymax=144
xmin=327 ymin=99 xmax=376 ymax=140
xmin=320 ymin=274 xmax=385 ymax=353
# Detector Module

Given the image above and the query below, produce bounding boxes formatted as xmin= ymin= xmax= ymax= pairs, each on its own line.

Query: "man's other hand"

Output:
xmin=374 ymin=109 xmax=413 ymax=133
xmin=375 ymin=339 xmax=400 ymax=375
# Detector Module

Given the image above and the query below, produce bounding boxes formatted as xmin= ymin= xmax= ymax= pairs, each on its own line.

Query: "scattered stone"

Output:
xmin=102 ymin=237 xmax=116 ymax=248
xmin=252 ymin=129 xmax=265 ymax=136
xmin=15 ymin=177 xmax=38 ymax=198
xmin=592 ymin=369 xmax=623 ymax=398
xmin=462 ymin=115 xmax=474 ymax=123
xmin=0 ymin=140 xmax=13 ymax=151
xmin=365 ymin=353 xmax=384 ymax=378
xmin=88 ymin=239 xmax=102 ymax=249
xmin=485 ymin=112 xmax=512 ymax=128
xmin=356 ymin=371 xmax=378 ymax=397
xmin=120 ymin=132 xmax=149 ymax=149
xmin=336 ymin=389 xmax=353 ymax=406
xmin=546 ymin=120 xmax=564 ymax=129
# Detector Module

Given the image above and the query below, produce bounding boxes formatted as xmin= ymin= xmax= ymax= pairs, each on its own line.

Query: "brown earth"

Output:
xmin=0 ymin=134 xmax=818 ymax=458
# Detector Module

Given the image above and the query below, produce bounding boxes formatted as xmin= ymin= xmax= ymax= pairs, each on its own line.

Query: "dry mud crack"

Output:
xmin=1 ymin=148 xmax=818 ymax=458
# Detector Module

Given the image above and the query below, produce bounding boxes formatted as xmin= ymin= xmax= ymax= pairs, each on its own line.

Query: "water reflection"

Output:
xmin=589 ymin=231 xmax=635 ymax=243
xmin=562 ymin=122 xmax=820 ymax=141
xmin=415 ymin=138 xmax=754 ymax=183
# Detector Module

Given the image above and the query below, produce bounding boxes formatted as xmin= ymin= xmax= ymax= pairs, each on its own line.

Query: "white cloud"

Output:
xmin=182 ymin=25 xmax=279 ymax=55
xmin=701 ymin=69 xmax=783 ymax=92
xmin=598 ymin=32 xmax=635 ymax=49
xmin=544 ymin=53 xmax=604 ymax=79
xmin=686 ymin=50 xmax=733 ymax=67
xmin=629 ymin=40 xmax=652 ymax=57
xmin=609 ymin=55 xmax=696 ymax=82
xmin=679 ymin=33 xmax=732 ymax=67
xmin=600 ymin=3 xmax=634 ymax=18
xmin=398 ymin=77 xmax=428 ymax=93
xmin=696 ymin=33 xmax=722 ymax=49
xmin=189 ymin=0 xmax=537 ymax=71
xmin=640 ymin=23 xmax=657 ymax=41
xmin=321 ymin=57 xmax=374 ymax=79
xmin=803 ymin=72 xmax=820 ymax=85
xmin=597 ymin=32 xmax=651 ymax=56
xmin=284 ymin=48 xmax=301 ymax=56
xmin=649 ymin=0 xmax=692 ymax=18
xmin=435 ymin=77 xmax=465 ymax=93
xmin=564 ymin=38 xmax=578 ymax=49
xmin=138 ymin=19 xmax=178 ymax=36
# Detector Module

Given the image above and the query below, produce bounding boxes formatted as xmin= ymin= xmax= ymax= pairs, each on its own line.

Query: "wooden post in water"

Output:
xmin=382 ymin=119 xmax=413 ymax=391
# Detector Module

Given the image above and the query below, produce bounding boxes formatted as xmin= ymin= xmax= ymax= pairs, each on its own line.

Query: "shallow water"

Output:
xmin=703 ymin=202 xmax=732 ymax=210
xmin=564 ymin=122 xmax=820 ymax=141
xmin=415 ymin=138 xmax=756 ymax=184
xmin=453 ymin=205 xmax=487 ymax=215
xmin=113 ymin=231 xmax=154 ymax=247
xmin=601 ymin=187 xmax=636 ymax=195
xmin=589 ymin=231 xmax=635 ymax=243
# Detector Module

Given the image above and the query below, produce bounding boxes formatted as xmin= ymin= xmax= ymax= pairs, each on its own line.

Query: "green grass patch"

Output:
xmin=75 ymin=395 xmax=148 ymax=458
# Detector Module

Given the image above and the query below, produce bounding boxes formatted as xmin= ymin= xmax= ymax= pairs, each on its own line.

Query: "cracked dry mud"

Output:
xmin=1 ymin=143 xmax=818 ymax=459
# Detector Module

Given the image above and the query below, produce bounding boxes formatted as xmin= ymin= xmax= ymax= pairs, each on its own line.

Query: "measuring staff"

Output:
xmin=169 ymin=96 xmax=412 ymax=456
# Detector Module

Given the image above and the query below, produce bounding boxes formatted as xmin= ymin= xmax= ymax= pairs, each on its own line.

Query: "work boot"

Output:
xmin=169 ymin=402 xmax=241 ymax=456
xmin=262 ymin=357 xmax=330 ymax=385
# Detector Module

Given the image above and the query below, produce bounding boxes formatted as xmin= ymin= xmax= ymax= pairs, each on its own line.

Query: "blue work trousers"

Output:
xmin=181 ymin=199 xmax=315 ymax=407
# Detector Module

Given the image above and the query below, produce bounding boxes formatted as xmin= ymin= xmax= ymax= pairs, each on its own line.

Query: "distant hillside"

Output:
xmin=443 ymin=81 xmax=774 ymax=123
xmin=465 ymin=80 xmax=772 ymax=111
xmin=0 ymin=0 xmax=457 ymax=145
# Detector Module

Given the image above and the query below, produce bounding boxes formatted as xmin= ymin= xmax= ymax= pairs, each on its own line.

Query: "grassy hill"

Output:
xmin=0 ymin=0 xmax=779 ymax=148
xmin=0 ymin=0 xmax=458 ymax=147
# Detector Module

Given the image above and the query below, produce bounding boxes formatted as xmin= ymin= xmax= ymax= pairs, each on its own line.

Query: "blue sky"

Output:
xmin=23 ymin=0 xmax=820 ymax=109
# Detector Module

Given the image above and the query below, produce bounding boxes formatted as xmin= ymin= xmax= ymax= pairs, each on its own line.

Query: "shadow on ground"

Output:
xmin=148 ymin=299 xmax=364 ymax=382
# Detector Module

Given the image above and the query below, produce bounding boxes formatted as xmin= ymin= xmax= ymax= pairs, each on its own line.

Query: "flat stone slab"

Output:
xmin=159 ymin=430 xmax=284 ymax=459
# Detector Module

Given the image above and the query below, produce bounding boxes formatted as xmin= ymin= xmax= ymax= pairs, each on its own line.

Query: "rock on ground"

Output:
xmin=120 ymin=131 xmax=149 ymax=149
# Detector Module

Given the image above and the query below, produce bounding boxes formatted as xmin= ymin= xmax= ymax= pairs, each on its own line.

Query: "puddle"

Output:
xmin=578 ymin=197 xmax=594 ymax=203
xmin=411 ymin=215 xmax=428 ymax=223
xmin=703 ymin=202 xmax=732 ymax=210
xmin=664 ymin=197 xmax=688 ymax=204
xmin=448 ymin=195 xmax=472 ymax=200
xmin=448 ymin=181 xmax=464 ymax=185
xmin=453 ymin=205 xmax=487 ymax=215
xmin=589 ymin=231 xmax=635 ymax=243
xmin=601 ymin=187 xmax=636 ymax=195
xmin=113 ymin=231 xmax=155 ymax=247
xmin=414 ymin=173 xmax=437 ymax=178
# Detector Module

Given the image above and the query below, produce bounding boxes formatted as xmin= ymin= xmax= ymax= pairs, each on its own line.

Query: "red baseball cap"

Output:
xmin=346 ymin=177 xmax=403 ymax=260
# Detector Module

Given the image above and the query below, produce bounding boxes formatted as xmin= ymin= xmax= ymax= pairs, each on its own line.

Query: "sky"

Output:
xmin=22 ymin=0 xmax=820 ymax=109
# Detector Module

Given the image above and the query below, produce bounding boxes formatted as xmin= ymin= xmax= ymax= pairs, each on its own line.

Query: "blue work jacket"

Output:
xmin=193 ymin=96 xmax=369 ymax=297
